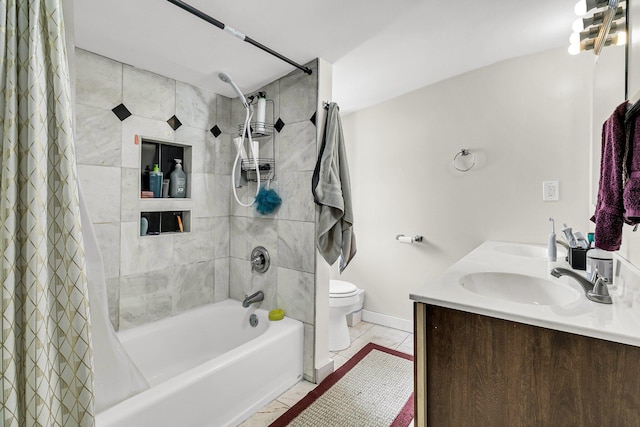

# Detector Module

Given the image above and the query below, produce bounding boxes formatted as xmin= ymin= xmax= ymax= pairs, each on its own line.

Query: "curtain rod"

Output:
xmin=166 ymin=0 xmax=313 ymax=75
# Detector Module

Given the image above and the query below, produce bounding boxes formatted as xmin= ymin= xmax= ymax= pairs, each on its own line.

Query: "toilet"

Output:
xmin=329 ymin=280 xmax=365 ymax=351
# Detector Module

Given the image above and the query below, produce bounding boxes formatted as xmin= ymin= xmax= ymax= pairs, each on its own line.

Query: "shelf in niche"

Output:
xmin=140 ymin=136 xmax=191 ymax=199
xmin=140 ymin=211 xmax=190 ymax=236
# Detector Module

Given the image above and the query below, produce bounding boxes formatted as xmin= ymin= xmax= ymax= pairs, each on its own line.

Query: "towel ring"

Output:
xmin=453 ymin=149 xmax=475 ymax=172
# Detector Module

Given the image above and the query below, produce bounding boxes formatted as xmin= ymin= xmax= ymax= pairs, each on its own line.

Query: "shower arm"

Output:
xmin=166 ymin=0 xmax=313 ymax=75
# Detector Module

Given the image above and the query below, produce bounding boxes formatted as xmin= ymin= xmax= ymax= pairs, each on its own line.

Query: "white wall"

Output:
xmin=339 ymin=48 xmax=594 ymax=322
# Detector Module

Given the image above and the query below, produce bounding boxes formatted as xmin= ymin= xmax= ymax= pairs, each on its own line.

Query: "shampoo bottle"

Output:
xmin=169 ymin=159 xmax=187 ymax=198
xmin=149 ymin=164 xmax=163 ymax=198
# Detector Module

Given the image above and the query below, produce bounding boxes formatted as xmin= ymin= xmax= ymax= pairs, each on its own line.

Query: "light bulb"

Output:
xmin=616 ymin=31 xmax=627 ymax=46
xmin=575 ymin=0 xmax=587 ymax=16
xmin=572 ymin=18 xmax=585 ymax=32
xmin=570 ymin=32 xmax=581 ymax=45
xmin=568 ymin=43 xmax=581 ymax=55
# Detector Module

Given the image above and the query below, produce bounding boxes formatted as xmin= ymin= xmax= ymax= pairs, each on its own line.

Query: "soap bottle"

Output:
xmin=149 ymin=164 xmax=163 ymax=198
xmin=169 ymin=159 xmax=187 ymax=198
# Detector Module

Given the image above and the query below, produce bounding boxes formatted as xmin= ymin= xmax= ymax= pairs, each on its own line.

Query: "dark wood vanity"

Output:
xmin=413 ymin=303 xmax=640 ymax=426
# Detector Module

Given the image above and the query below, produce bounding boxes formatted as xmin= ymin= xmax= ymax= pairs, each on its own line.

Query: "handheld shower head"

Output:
xmin=218 ymin=72 xmax=248 ymax=108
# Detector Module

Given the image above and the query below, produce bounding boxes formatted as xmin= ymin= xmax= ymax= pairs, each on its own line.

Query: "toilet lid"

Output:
xmin=330 ymin=280 xmax=358 ymax=297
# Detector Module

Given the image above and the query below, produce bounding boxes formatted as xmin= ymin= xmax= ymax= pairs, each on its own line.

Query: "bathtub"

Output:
xmin=96 ymin=299 xmax=304 ymax=427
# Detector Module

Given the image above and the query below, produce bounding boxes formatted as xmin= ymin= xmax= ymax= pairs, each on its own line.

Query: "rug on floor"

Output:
xmin=269 ymin=342 xmax=414 ymax=427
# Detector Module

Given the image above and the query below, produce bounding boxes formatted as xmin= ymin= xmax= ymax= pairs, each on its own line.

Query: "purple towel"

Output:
xmin=591 ymin=102 xmax=628 ymax=251
xmin=624 ymin=110 xmax=640 ymax=223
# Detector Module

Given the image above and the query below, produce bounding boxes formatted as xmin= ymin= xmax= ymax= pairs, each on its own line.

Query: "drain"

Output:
xmin=249 ymin=314 xmax=259 ymax=327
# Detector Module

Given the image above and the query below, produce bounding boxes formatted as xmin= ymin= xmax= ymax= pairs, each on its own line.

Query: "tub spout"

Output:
xmin=242 ymin=291 xmax=264 ymax=308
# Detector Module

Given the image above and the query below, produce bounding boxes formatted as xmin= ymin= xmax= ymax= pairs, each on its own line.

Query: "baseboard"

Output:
xmin=362 ymin=310 xmax=413 ymax=333
xmin=314 ymin=358 xmax=335 ymax=384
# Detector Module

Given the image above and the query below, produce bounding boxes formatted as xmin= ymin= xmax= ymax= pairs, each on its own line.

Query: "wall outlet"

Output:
xmin=543 ymin=181 xmax=559 ymax=201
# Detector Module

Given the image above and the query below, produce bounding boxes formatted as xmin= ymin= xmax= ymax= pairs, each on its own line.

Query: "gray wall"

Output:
xmin=75 ymin=49 xmax=319 ymax=379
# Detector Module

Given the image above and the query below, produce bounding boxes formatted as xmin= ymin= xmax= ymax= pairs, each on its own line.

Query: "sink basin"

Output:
xmin=493 ymin=244 xmax=566 ymax=259
xmin=460 ymin=272 xmax=581 ymax=305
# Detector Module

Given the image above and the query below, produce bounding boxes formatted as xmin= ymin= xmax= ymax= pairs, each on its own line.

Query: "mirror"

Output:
xmin=590 ymin=42 xmax=626 ymax=207
xmin=590 ymin=1 xmax=640 ymax=268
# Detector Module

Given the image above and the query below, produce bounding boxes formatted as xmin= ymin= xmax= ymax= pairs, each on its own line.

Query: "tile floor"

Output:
xmin=239 ymin=321 xmax=415 ymax=427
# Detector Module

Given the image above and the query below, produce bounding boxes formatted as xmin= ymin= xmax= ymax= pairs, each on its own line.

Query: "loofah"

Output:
xmin=254 ymin=185 xmax=282 ymax=215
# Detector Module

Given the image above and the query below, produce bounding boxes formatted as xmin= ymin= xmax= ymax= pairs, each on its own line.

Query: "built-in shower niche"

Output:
xmin=138 ymin=136 xmax=192 ymax=236
xmin=140 ymin=211 xmax=190 ymax=236
xmin=140 ymin=137 xmax=192 ymax=199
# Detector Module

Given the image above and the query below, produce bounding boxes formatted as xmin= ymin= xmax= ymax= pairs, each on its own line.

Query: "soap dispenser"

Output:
xmin=169 ymin=159 xmax=187 ymax=198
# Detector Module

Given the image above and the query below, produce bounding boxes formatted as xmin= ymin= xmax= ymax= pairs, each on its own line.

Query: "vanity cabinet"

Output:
xmin=413 ymin=303 xmax=640 ymax=427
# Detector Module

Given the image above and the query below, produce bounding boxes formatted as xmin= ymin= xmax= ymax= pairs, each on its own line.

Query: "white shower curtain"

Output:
xmin=0 ymin=0 xmax=95 ymax=425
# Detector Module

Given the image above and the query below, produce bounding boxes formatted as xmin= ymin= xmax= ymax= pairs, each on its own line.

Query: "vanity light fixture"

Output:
xmin=572 ymin=6 xmax=625 ymax=32
xmin=570 ymin=21 xmax=624 ymax=44
xmin=574 ymin=0 xmax=609 ymax=16
xmin=569 ymin=0 xmax=626 ymax=55
xmin=568 ymin=31 xmax=626 ymax=55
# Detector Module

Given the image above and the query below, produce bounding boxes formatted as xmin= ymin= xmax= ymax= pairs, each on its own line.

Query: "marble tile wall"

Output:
xmin=76 ymin=48 xmax=320 ymax=382
xmin=228 ymin=60 xmax=319 ymax=380
xmin=75 ymin=48 xmax=231 ymax=329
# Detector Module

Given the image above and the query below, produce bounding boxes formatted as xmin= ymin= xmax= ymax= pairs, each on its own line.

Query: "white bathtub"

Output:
xmin=96 ymin=299 xmax=304 ymax=427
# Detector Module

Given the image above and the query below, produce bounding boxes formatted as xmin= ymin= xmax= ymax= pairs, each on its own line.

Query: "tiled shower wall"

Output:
xmin=75 ymin=48 xmax=232 ymax=330
xmin=75 ymin=48 xmax=320 ymax=380
xmin=228 ymin=61 xmax=319 ymax=380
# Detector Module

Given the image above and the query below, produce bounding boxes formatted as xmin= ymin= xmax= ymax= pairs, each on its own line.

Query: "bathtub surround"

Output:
xmin=229 ymin=60 xmax=321 ymax=380
xmin=75 ymin=48 xmax=229 ymax=329
xmin=339 ymin=47 xmax=594 ymax=324
xmin=74 ymin=49 xmax=324 ymax=381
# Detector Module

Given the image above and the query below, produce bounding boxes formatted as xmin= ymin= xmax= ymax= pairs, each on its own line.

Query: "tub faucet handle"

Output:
xmin=250 ymin=246 xmax=270 ymax=273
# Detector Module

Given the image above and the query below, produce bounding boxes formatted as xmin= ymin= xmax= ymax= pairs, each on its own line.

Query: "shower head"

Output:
xmin=218 ymin=72 xmax=248 ymax=108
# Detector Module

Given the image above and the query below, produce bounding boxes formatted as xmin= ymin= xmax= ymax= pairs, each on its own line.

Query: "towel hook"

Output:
xmin=453 ymin=148 xmax=475 ymax=172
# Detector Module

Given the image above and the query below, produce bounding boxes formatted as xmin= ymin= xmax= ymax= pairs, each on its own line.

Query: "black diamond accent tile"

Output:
xmin=167 ymin=115 xmax=182 ymax=130
xmin=210 ymin=125 xmax=222 ymax=137
xmin=112 ymin=103 xmax=131 ymax=121
xmin=274 ymin=118 xmax=285 ymax=133
xmin=310 ymin=112 xmax=316 ymax=126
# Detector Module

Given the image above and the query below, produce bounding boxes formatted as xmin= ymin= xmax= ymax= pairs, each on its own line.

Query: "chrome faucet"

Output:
xmin=550 ymin=267 xmax=612 ymax=304
xmin=556 ymin=239 xmax=570 ymax=251
xmin=242 ymin=291 xmax=264 ymax=308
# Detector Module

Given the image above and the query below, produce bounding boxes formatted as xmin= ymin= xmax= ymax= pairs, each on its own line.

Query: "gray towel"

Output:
xmin=312 ymin=102 xmax=356 ymax=272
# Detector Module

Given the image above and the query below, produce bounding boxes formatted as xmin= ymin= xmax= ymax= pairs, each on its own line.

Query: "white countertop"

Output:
xmin=410 ymin=241 xmax=640 ymax=347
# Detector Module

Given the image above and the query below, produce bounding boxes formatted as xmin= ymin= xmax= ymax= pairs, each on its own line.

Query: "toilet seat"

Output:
xmin=330 ymin=280 xmax=358 ymax=298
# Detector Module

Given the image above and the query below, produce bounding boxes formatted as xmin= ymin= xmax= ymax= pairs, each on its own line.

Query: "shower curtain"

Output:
xmin=0 ymin=0 xmax=95 ymax=426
